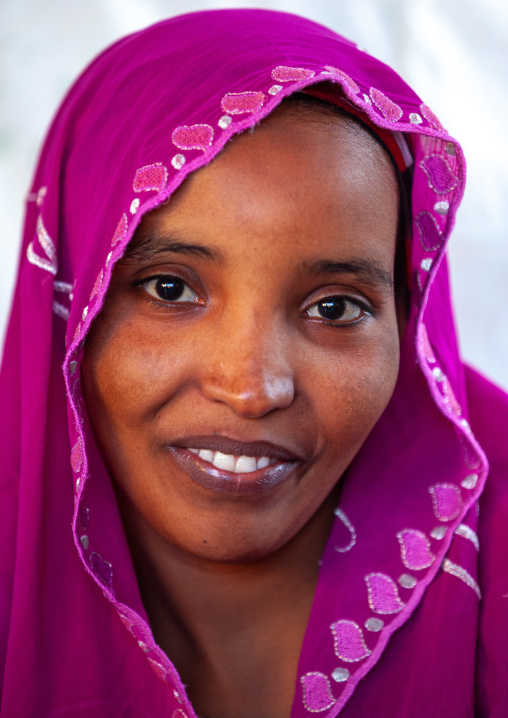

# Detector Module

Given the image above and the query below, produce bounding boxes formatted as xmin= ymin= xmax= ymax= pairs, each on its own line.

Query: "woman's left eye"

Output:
xmin=141 ymin=276 xmax=200 ymax=303
xmin=305 ymin=296 xmax=367 ymax=325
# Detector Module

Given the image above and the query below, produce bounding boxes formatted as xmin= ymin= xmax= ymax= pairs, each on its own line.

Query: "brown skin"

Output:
xmin=82 ymin=105 xmax=402 ymax=718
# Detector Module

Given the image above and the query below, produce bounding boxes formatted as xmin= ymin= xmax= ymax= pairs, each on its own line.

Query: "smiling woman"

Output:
xmin=1 ymin=9 xmax=507 ymax=718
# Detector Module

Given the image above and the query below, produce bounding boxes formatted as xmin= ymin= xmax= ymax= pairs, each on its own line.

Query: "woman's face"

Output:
xmin=82 ymin=106 xmax=402 ymax=563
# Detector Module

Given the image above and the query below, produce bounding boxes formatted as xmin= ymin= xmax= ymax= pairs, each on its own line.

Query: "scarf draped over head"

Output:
xmin=1 ymin=9 xmax=505 ymax=718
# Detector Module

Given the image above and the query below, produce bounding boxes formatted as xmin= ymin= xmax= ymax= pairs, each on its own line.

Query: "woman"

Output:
xmin=0 ymin=8 xmax=506 ymax=718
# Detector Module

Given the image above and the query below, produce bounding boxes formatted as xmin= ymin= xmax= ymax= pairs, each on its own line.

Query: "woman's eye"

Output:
xmin=306 ymin=296 xmax=366 ymax=324
xmin=141 ymin=276 xmax=199 ymax=303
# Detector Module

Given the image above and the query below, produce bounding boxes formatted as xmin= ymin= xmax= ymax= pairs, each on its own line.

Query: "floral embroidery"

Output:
xmin=333 ymin=508 xmax=357 ymax=553
xmin=420 ymin=103 xmax=445 ymax=130
xmin=221 ymin=91 xmax=265 ymax=115
xmin=420 ymin=154 xmax=459 ymax=194
xmin=369 ymin=87 xmax=403 ymax=122
xmin=396 ymin=529 xmax=435 ymax=570
xmin=365 ymin=573 xmax=405 ymax=614
xmin=414 ymin=211 xmax=442 ymax=251
xmin=271 ymin=65 xmax=315 ymax=82
xmin=454 ymin=523 xmax=479 ymax=551
xmin=27 ymin=215 xmax=58 ymax=276
xmin=442 ymin=558 xmax=481 ymax=599
xmin=300 ymin=672 xmax=336 ymax=712
xmin=323 ymin=66 xmax=360 ymax=95
xmin=133 ymin=162 xmax=168 ymax=193
xmin=330 ymin=620 xmax=372 ymax=662
xmin=172 ymin=124 xmax=214 ymax=151
xmin=429 ymin=483 xmax=463 ymax=521
xmin=112 ymin=214 xmax=128 ymax=246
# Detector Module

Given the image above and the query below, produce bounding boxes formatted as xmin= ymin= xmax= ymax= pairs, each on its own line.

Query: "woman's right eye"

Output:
xmin=141 ymin=276 xmax=200 ymax=304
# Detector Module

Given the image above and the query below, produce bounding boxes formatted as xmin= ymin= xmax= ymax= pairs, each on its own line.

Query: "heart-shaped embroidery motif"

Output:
xmin=369 ymin=87 xmax=403 ymax=122
xmin=221 ymin=92 xmax=266 ymax=115
xmin=172 ymin=124 xmax=214 ymax=152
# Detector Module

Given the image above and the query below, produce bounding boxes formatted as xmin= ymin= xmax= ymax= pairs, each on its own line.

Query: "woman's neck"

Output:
xmin=118 ymin=488 xmax=338 ymax=718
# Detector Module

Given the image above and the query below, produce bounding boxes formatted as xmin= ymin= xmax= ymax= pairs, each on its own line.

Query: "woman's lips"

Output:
xmin=166 ymin=436 xmax=302 ymax=496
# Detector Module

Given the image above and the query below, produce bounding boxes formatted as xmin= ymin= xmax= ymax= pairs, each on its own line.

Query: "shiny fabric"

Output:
xmin=1 ymin=9 xmax=507 ymax=717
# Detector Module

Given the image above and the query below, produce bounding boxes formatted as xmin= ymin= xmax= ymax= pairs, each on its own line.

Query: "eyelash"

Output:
xmin=135 ymin=274 xmax=372 ymax=327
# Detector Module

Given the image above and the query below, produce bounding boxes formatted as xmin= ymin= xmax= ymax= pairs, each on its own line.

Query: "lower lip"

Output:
xmin=167 ymin=448 xmax=299 ymax=497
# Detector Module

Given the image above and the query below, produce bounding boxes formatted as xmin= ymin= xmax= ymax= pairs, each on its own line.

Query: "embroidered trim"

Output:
xmin=300 ymin=672 xmax=336 ymax=712
xmin=454 ymin=523 xmax=479 ymax=551
xmin=442 ymin=558 xmax=481 ymax=600
xmin=334 ymin=508 xmax=357 ymax=553
xmin=396 ymin=528 xmax=435 ymax=570
xmin=420 ymin=154 xmax=459 ymax=194
xmin=330 ymin=620 xmax=372 ymax=662
xmin=429 ymin=483 xmax=463 ymax=521
xmin=365 ymin=573 xmax=405 ymax=614
xmin=172 ymin=124 xmax=214 ymax=151
xmin=271 ymin=65 xmax=315 ymax=82
xmin=27 ymin=215 xmax=58 ymax=275
xmin=221 ymin=91 xmax=265 ymax=115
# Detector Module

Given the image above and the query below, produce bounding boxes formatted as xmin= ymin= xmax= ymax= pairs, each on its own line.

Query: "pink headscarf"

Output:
xmin=1 ymin=9 xmax=507 ymax=717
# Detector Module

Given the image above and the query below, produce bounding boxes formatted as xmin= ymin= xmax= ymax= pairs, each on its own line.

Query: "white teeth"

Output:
xmin=212 ymin=452 xmax=236 ymax=472
xmin=198 ymin=449 xmax=214 ymax=463
xmin=188 ymin=449 xmax=275 ymax=474
xmin=234 ymin=456 xmax=257 ymax=474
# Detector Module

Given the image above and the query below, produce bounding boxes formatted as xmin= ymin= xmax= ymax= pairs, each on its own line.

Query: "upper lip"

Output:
xmin=170 ymin=435 xmax=303 ymax=461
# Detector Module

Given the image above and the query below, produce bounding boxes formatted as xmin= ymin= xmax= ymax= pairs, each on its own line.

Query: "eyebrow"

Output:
xmin=123 ymin=230 xmax=225 ymax=263
xmin=124 ymin=230 xmax=393 ymax=290
xmin=305 ymin=258 xmax=394 ymax=290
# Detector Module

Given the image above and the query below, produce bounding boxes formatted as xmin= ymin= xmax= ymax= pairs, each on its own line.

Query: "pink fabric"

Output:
xmin=1 ymin=9 xmax=507 ymax=717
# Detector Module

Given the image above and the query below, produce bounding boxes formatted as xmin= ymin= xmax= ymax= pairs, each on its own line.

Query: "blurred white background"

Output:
xmin=1 ymin=0 xmax=507 ymax=388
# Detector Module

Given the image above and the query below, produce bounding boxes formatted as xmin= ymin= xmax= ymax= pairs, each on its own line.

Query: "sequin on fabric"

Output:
xmin=130 ymin=198 xmax=140 ymax=215
xmin=397 ymin=529 xmax=435 ymax=570
xmin=445 ymin=142 xmax=456 ymax=156
xmin=365 ymin=573 xmax=405 ymax=614
xmin=461 ymin=473 xmax=479 ymax=490
xmin=172 ymin=710 xmax=188 ymax=718
xmin=69 ymin=360 xmax=77 ymax=375
xmin=442 ymin=558 xmax=481 ymax=599
xmin=429 ymin=483 xmax=463 ymax=521
xmin=420 ymin=154 xmax=459 ymax=194
xmin=415 ymin=211 xmax=443 ymax=251
xmin=434 ymin=200 xmax=450 ymax=215
xmin=331 ymin=667 xmax=350 ymax=683
xmin=455 ymin=523 xmax=480 ymax=551
xmin=70 ymin=437 xmax=83 ymax=473
xmin=172 ymin=124 xmax=214 ymax=151
xmin=369 ymin=88 xmax=403 ymax=122
xmin=420 ymin=103 xmax=445 ymax=130
xmin=330 ymin=620 xmax=372 ymax=662
xmin=112 ymin=214 xmax=128 ymax=246
xmin=27 ymin=215 xmax=58 ymax=275
xmin=171 ymin=154 xmax=186 ymax=170
xmin=409 ymin=112 xmax=422 ymax=125
xmin=133 ymin=162 xmax=168 ymax=193
xmin=221 ymin=91 xmax=265 ymax=115
xmin=398 ymin=573 xmax=417 ymax=589
xmin=218 ymin=115 xmax=232 ymax=129
xmin=80 ymin=535 xmax=89 ymax=550
xmin=420 ymin=258 xmax=432 ymax=271
xmin=271 ymin=65 xmax=315 ymax=82
xmin=300 ymin=672 xmax=336 ymax=712
xmin=322 ymin=66 xmax=360 ymax=95
xmin=89 ymin=552 xmax=113 ymax=590
xmin=364 ymin=617 xmax=384 ymax=632
xmin=82 ymin=306 xmax=88 ymax=321
xmin=268 ymin=84 xmax=283 ymax=95
xmin=430 ymin=526 xmax=447 ymax=540
xmin=333 ymin=508 xmax=357 ymax=553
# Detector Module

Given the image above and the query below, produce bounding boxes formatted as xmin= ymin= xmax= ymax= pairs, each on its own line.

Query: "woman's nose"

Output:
xmin=199 ymin=313 xmax=295 ymax=418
